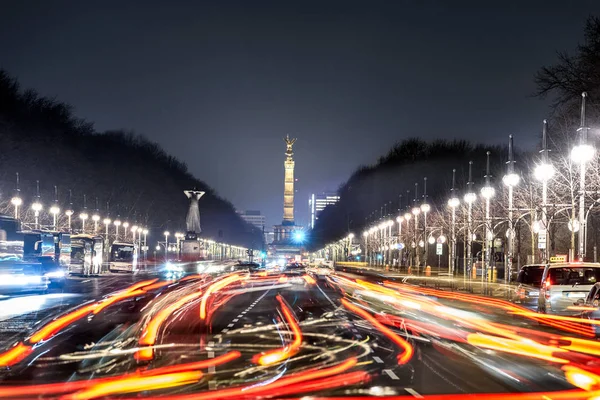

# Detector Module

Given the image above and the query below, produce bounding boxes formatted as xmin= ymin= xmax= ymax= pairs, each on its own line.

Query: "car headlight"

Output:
xmin=165 ymin=262 xmax=183 ymax=273
xmin=45 ymin=270 xmax=66 ymax=279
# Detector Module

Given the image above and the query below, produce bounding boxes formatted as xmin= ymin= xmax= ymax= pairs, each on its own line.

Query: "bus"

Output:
xmin=70 ymin=234 xmax=103 ymax=275
xmin=109 ymin=242 xmax=137 ymax=272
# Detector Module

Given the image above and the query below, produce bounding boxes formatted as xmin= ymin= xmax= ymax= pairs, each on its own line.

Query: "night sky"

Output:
xmin=2 ymin=1 xmax=599 ymax=228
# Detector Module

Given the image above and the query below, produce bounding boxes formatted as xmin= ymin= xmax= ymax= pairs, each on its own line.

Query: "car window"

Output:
xmin=517 ymin=267 xmax=544 ymax=286
xmin=549 ymin=267 xmax=600 ymax=285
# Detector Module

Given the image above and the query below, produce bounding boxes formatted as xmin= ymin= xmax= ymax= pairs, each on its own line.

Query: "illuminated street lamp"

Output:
xmin=464 ymin=161 xmax=476 ymax=276
xmin=122 ymin=222 xmax=129 ymax=240
xmin=412 ymin=182 xmax=421 ymax=270
xmin=103 ymin=217 xmax=112 ymax=236
xmin=11 ymin=195 xmax=22 ymax=220
xmin=448 ymin=169 xmax=460 ymax=276
xmin=114 ymin=218 xmax=122 ymax=239
xmin=10 ymin=172 xmax=22 ymax=220
xmin=65 ymin=190 xmax=74 ymax=232
xmin=50 ymin=204 xmax=60 ymax=230
xmin=143 ymin=229 xmax=149 ymax=260
xmin=92 ymin=213 xmax=100 ymax=233
xmin=131 ymin=225 xmax=138 ymax=242
xmin=571 ymin=92 xmax=594 ymax=261
xmin=164 ymin=231 xmax=170 ymax=260
xmin=30 ymin=180 xmax=43 ymax=230
xmin=502 ymin=135 xmax=519 ymax=281
xmin=480 ymin=152 xmax=495 ymax=283
xmin=79 ymin=211 xmax=88 ymax=232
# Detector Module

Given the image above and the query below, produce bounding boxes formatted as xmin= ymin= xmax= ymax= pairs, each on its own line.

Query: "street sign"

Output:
xmin=538 ymin=230 xmax=547 ymax=249
xmin=550 ymin=255 xmax=567 ymax=263
xmin=436 ymin=243 xmax=443 ymax=256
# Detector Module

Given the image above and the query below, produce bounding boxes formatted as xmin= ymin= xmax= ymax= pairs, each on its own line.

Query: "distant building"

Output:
xmin=264 ymin=231 xmax=275 ymax=245
xmin=238 ymin=210 xmax=266 ymax=231
xmin=309 ymin=192 xmax=340 ymax=228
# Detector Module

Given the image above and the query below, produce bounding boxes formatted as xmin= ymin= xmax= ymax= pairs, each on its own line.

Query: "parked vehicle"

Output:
xmin=70 ymin=234 xmax=103 ymax=275
xmin=513 ymin=264 xmax=544 ymax=308
xmin=109 ymin=242 xmax=137 ymax=272
xmin=538 ymin=262 xmax=600 ymax=314
xmin=22 ymin=230 xmax=71 ymax=287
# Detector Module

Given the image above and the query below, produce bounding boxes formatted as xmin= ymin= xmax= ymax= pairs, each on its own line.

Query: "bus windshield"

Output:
xmin=111 ymin=245 xmax=135 ymax=262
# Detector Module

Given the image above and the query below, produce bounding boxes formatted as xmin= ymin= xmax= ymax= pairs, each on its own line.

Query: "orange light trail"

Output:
xmin=466 ymin=333 xmax=570 ymax=364
xmin=93 ymin=289 xmax=145 ymax=314
xmin=122 ymin=358 xmax=358 ymax=400
xmin=0 ymin=352 xmax=240 ymax=398
xmin=303 ymin=274 xmax=316 ymax=285
xmin=62 ymin=371 xmax=203 ymax=400
xmin=0 ymin=343 xmax=32 ymax=367
xmin=341 ymin=298 xmax=413 ymax=364
xmin=199 ymin=274 xmax=245 ymax=320
xmin=254 ymin=294 xmax=303 ymax=366
xmin=137 ymin=290 xmax=204 ymax=360
xmin=29 ymin=303 xmax=98 ymax=344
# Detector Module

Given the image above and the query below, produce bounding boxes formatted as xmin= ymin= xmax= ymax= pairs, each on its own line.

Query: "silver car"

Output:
xmin=538 ymin=263 xmax=600 ymax=314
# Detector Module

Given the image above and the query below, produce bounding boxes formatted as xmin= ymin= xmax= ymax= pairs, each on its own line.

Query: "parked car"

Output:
xmin=538 ymin=262 xmax=600 ymax=314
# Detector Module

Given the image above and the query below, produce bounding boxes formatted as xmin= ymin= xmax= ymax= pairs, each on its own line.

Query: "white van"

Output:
xmin=538 ymin=263 xmax=600 ymax=314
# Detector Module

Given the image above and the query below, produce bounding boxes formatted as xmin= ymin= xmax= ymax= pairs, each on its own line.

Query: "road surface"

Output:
xmin=0 ymin=262 xmax=599 ymax=399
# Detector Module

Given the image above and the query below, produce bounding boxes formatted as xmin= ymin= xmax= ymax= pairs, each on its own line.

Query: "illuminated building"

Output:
xmin=238 ymin=210 xmax=266 ymax=231
xmin=309 ymin=192 xmax=340 ymax=228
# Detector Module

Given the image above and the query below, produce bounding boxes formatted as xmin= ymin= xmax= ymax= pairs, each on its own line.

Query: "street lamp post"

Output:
xmin=50 ymin=186 xmax=60 ymax=231
xmin=412 ymin=182 xmax=421 ymax=273
xmin=362 ymin=231 xmax=369 ymax=265
xmin=572 ymin=92 xmax=594 ymax=261
xmin=503 ymin=135 xmax=520 ymax=284
xmin=535 ymin=120 xmax=555 ymax=264
xmin=164 ymin=231 xmax=170 ymax=260
xmin=79 ymin=211 xmax=88 ymax=233
xmin=103 ymin=218 xmax=112 ymax=237
xmin=122 ymin=222 xmax=129 ymax=240
xmin=481 ymin=151 xmax=496 ymax=284
xmin=31 ymin=180 xmax=43 ymax=230
xmin=65 ymin=190 xmax=74 ymax=232
xmin=10 ymin=173 xmax=22 ymax=220
xmin=448 ymin=169 xmax=460 ymax=276
xmin=421 ymin=177 xmax=431 ymax=269
xmin=114 ymin=218 xmax=121 ymax=239
xmin=396 ymin=215 xmax=404 ymax=267
xmin=464 ymin=161 xmax=477 ymax=279
xmin=131 ymin=225 xmax=138 ymax=242
xmin=143 ymin=229 xmax=148 ymax=260
xmin=92 ymin=213 xmax=100 ymax=234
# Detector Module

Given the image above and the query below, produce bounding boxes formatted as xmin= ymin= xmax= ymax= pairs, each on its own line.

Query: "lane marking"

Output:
xmin=383 ymin=369 xmax=399 ymax=380
xmin=404 ymin=388 xmax=423 ymax=398
xmin=221 ymin=328 xmax=229 ymax=333
xmin=227 ymin=323 xmax=234 ymax=328
xmin=373 ymin=356 xmax=384 ymax=363
xmin=232 ymin=318 xmax=239 ymax=322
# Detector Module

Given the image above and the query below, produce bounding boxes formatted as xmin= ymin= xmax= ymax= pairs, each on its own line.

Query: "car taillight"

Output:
xmin=545 ymin=278 xmax=551 ymax=289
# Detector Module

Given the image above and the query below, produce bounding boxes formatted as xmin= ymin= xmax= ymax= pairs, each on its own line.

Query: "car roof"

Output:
xmin=521 ymin=264 xmax=545 ymax=269
xmin=546 ymin=262 xmax=600 ymax=269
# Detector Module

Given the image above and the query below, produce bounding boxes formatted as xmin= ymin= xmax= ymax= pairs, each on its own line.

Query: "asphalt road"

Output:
xmin=0 ymin=263 xmax=598 ymax=399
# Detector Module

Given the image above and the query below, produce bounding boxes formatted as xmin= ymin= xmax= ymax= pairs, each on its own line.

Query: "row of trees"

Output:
xmin=0 ymin=70 xmax=263 ymax=248
xmin=311 ymin=17 xmax=600 ymax=268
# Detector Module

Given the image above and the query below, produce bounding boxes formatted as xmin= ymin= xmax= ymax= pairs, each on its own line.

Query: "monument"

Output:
xmin=181 ymin=189 xmax=204 ymax=261
xmin=272 ymin=136 xmax=303 ymax=257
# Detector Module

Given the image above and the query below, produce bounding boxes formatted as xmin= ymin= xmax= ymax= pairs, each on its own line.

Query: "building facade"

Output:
xmin=309 ymin=192 xmax=340 ymax=228
xmin=238 ymin=210 xmax=266 ymax=231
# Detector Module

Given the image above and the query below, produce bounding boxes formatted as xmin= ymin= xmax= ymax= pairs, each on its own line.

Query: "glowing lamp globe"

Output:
xmin=480 ymin=186 xmax=495 ymax=199
xmin=11 ymin=197 xmax=22 ymax=206
xmin=502 ymin=173 xmax=520 ymax=187
xmin=448 ymin=197 xmax=460 ymax=208
xmin=464 ymin=192 xmax=477 ymax=204
xmin=534 ymin=163 xmax=555 ymax=182
xmin=571 ymin=144 xmax=595 ymax=164
xmin=420 ymin=203 xmax=431 ymax=213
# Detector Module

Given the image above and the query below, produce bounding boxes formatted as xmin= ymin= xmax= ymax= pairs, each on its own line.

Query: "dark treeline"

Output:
xmin=309 ymin=138 xmax=511 ymax=250
xmin=0 ymin=70 xmax=263 ymax=247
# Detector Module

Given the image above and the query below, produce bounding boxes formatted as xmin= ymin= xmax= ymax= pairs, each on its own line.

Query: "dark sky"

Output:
xmin=2 ymin=1 xmax=599 ymax=228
